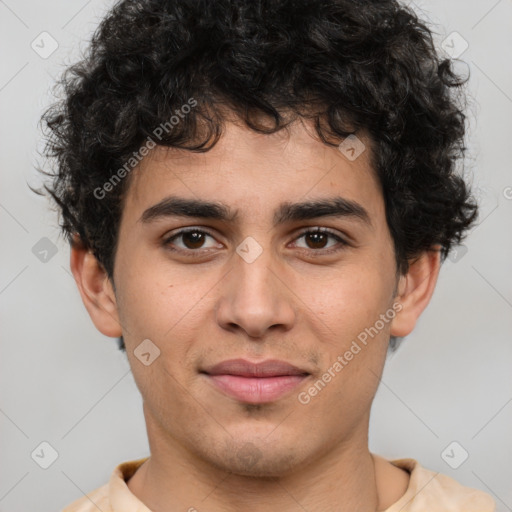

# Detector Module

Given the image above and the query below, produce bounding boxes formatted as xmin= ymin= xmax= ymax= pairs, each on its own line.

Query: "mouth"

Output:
xmin=200 ymin=358 xmax=311 ymax=404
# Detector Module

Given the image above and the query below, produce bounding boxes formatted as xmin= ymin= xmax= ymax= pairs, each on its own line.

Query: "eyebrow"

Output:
xmin=139 ymin=195 xmax=372 ymax=227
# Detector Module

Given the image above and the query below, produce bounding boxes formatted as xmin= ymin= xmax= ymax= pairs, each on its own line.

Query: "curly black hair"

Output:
xmin=36 ymin=0 xmax=478 ymax=350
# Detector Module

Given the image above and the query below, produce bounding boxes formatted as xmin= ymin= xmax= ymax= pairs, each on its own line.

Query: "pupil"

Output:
xmin=308 ymin=232 xmax=327 ymax=249
xmin=184 ymin=231 xmax=204 ymax=249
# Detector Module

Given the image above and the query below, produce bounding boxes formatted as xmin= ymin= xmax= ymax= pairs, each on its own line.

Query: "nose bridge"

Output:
xmin=215 ymin=235 xmax=295 ymax=337
xmin=235 ymin=239 xmax=277 ymax=300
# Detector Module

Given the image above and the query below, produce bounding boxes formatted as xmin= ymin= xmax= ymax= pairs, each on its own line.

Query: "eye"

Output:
xmin=162 ymin=226 xmax=348 ymax=256
xmin=162 ymin=228 xmax=221 ymax=254
xmin=291 ymin=228 xmax=348 ymax=254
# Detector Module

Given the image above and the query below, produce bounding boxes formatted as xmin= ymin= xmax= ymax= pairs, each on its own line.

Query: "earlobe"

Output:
xmin=69 ymin=236 xmax=123 ymax=338
xmin=390 ymin=248 xmax=441 ymax=338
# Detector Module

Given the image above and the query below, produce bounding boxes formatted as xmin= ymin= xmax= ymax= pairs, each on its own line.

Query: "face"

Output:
xmin=107 ymin=119 xmax=402 ymax=476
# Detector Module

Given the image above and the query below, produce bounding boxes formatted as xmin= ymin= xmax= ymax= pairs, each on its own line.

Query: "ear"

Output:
xmin=69 ymin=235 xmax=123 ymax=338
xmin=390 ymin=247 xmax=441 ymax=338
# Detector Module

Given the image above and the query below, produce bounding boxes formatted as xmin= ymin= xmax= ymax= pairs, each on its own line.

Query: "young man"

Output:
xmin=38 ymin=0 xmax=495 ymax=510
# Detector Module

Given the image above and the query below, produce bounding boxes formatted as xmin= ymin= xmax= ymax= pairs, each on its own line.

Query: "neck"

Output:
xmin=126 ymin=410 xmax=407 ymax=512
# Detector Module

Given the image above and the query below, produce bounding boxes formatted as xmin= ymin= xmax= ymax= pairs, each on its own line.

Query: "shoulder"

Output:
xmin=61 ymin=483 xmax=110 ymax=512
xmin=385 ymin=458 xmax=496 ymax=512
xmin=60 ymin=457 xmax=149 ymax=512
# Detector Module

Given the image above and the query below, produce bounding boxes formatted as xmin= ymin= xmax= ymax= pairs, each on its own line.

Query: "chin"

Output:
xmin=205 ymin=439 xmax=305 ymax=478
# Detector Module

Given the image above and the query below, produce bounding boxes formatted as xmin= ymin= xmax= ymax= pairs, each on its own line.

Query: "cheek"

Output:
xmin=297 ymin=262 xmax=393 ymax=334
xmin=116 ymin=262 xmax=217 ymax=387
xmin=296 ymin=262 xmax=394 ymax=395
xmin=298 ymin=296 xmax=391 ymax=431
xmin=115 ymin=250 xmax=197 ymax=336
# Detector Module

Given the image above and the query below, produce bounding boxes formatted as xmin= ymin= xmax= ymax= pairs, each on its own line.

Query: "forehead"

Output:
xmin=121 ymin=120 xmax=383 ymax=226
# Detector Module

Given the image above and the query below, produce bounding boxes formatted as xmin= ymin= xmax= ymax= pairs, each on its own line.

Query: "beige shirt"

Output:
xmin=62 ymin=456 xmax=495 ymax=512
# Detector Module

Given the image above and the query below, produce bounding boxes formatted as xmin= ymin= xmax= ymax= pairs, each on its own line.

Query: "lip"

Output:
xmin=201 ymin=358 xmax=310 ymax=404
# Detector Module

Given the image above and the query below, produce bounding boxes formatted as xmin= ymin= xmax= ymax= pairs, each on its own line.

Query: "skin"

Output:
xmin=71 ymin=118 xmax=441 ymax=512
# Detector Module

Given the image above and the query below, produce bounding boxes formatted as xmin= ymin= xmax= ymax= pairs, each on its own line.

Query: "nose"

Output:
xmin=215 ymin=242 xmax=296 ymax=339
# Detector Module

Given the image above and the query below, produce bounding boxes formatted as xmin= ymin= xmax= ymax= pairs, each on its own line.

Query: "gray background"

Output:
xmin=1 ymin=0 xmax=511 ymax=510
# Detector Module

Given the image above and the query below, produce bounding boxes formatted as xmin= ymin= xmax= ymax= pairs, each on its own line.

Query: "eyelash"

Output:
xmin=162 ymin=227 xmax=349 ymax=257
